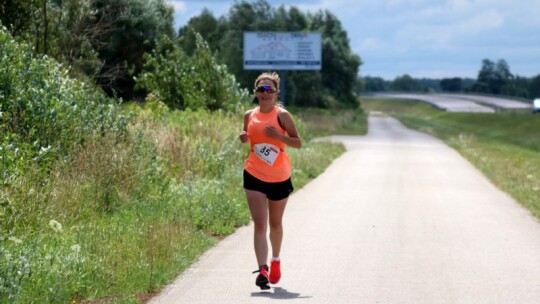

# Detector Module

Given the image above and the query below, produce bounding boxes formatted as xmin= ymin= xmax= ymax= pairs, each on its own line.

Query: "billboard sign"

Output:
xmin=243 ymin=32 xmax=321 ymax=70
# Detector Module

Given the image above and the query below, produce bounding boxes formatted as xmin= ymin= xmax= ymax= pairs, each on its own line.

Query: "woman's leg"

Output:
xmin=268 ymin=197 xmax=288 ymax=258
xmin=245 ymin=189 xmax=269 ymax=267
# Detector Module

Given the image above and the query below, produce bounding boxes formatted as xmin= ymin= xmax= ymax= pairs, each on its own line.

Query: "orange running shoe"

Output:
xmin=253 ymin=265 xmax=270 ymax=290
xmin=269 ymin=260 xmax=281 ymax=284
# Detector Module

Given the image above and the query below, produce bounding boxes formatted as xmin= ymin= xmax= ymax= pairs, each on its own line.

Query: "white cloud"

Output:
xmin=385 ymin=0 xmax=430 ymax=10
xmin=168 ymin=0 xmax=187 ymax=13
xmin=393 ymin=8 xmax=505 ymax=52
xmin=358 ymin=37 xmax=387 ymax=52
xmin=167 ymin=0 xmax=230 ymax=29
xmin=457 ymin=9 xmax=504 ymax=34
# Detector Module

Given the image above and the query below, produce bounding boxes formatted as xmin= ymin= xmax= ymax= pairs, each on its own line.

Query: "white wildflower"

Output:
xmin=39 ymin=146 xmax=51 ymax=155
xmin=8 ymin=236 xmax=22 ymax=244
xmin=71 ymin=244 xmax=81 ymax=254
xmin=526 ymin=174 xmax=533 ymax=180
xmin=533 ymin=187 xmax=539 ymax=192
xmin=49 ymin=220 xmax=63 ymax=232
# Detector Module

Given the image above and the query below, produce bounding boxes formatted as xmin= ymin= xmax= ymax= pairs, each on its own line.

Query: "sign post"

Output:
xmin=243 ymin=32 xmax=322 ymax=104
xmin=278 ymin=70 xmax=287 ymax=104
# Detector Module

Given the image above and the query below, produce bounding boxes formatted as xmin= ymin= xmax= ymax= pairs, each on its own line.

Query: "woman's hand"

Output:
xmin=265 ymin=125 xmax=282 ymax=140
xmin=239 ymin=131 xmax=249 ymax=143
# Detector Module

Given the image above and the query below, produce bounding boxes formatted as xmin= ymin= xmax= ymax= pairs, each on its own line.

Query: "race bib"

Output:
xmin=253 ymin=143 xmax=280 ymax=166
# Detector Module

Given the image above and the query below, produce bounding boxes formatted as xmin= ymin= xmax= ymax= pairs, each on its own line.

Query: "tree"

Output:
xmin=472 ymin=58 xmax=513 ymax=95
xmin=390 ymin=74 xmax=421 ymax=92
xmin=0 ymin=0 xmax=32 ymax=37
xmin=362 ymin=76 xmax=388 ymax=92
xmin=309 ymin=10 xmax=361 ymax=107
xmin=501 ymin=75 xmax=529 ymax=98
xmin=473 ymin=59 xmax=495 ymax=93
xmin=1 ymin=0 xmax=175 ymax=100
xmin=213 ymin=1 xmax=260 ymax=89
xmin=137 ymin=34 xmax=248 ymax=111
xmin=1 ymin=0 xmax=107 ymax=80
xmin=529 ymin=74 xmax=540 ymax=98
xmin=282 ymin=6 xmax=308 ymax=31
xmin=91 ymin=0 xmax=174 ymax=99
xmin=178 ymin=8 xmax=224 ymax=56
xmin=51 ymin=0 xmax=108 ymax=78
xmin=0 ymin=0 xmax=54 ymax=54
xmin=440 ymin=77 xmax=462 ymax=92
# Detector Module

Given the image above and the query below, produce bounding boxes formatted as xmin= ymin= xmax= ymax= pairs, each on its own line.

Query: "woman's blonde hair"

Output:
xmin=254 ymin=72 xmax=280 ymax=92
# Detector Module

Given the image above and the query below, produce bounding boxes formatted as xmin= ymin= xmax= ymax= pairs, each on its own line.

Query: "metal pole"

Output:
xmin=279 ymin=70 xmax=287 ymax=105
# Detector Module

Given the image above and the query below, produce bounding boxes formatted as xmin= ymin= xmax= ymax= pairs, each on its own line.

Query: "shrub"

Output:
xmin=0 ymin=26 xmax=127 ymax=187
xmin=136 ymin=33 xmax=249 ymax=111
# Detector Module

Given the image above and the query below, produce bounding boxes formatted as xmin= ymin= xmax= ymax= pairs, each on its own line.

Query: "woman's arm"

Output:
xmin=266 ymin=109 xmax=302 ymax=149
xmin=239 ymin=109 xmax=253 ymax=143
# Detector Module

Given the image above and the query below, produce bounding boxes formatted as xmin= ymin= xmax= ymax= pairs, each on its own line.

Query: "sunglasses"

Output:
xmin=255 ymin=85 xmax=276 ymax=93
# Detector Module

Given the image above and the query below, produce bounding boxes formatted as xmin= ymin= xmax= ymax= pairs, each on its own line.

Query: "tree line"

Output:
xmin=362 ymin=59 xmax=540 ymax=99
xmin=1 ymin=0 xmax=175 ymax=99
xmin=1 ymin=0 xmax=362 ymax=109
xmin=5 ymin=0 xmax=535 ymax=106
xmin=178 ymin=2 xmax=361 ymax=108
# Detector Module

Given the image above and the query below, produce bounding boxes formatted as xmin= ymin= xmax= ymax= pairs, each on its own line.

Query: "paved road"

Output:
xmin=439 ymin=94 xmax=532 ymax=111
xmin=149 ymin=115 xmax=540 ymax=304
xmin=374 ymin=93 xmax=495 ymax=112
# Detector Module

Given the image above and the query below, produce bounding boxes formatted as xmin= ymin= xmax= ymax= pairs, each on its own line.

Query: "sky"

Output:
xmin=166 ymin=0 xmax=540 ymax=80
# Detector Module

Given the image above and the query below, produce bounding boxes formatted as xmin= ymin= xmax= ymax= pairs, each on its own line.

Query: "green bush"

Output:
xmin=0 ymin=26 xmax=140 ymax=301
xmin=136 ymin=33 xmax=249 ymax=111
xmin=0 ymin=26 xmax=127 ymax=186
xmin=0 ymin=25 xmax=130 ymax=232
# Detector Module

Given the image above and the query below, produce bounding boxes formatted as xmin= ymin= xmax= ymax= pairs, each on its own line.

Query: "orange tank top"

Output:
xmin=244 ymin=106 xmax=291 ymax=182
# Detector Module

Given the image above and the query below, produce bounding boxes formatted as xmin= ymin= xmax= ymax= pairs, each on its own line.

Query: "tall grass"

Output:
xmin=291 ymin=107 xmax=367 ymax=139
xmin=363 ymin=98 xmax=540 ymax=219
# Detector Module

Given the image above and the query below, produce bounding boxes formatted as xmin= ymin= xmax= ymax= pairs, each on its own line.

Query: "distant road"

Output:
xmin=372 ymin=93 xmax=532 ymax=113
xmin=440 ymin=93 xmax=532 ymax=110
xmin=149 ymin=115 xmax=540 ymax=304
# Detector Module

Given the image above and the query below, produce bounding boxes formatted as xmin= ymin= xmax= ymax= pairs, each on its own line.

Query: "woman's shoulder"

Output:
xmin=244 ymin=107 xmax=257 ymax=116
xmin=277 ymin=105 xmax=289 ymax=112
xmin=277 ymin=106 xmax=292 ymax=118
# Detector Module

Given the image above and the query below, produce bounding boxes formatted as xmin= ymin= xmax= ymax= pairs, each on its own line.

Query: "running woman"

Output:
xmin=238 ymin=72 xmax=302 ymax=290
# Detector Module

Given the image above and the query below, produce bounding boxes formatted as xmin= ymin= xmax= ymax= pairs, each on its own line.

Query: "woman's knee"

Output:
xmin=269 ymin=221 xmax=282 ymax=231
xmin=253 ymin=220 xmax=267 ymax=234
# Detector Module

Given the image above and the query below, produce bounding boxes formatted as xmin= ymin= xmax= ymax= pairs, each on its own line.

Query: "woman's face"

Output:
xmin=255 ymin=79 xmax=277 ymax=103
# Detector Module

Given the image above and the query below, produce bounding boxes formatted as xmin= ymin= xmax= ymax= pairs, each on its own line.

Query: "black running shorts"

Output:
xmin=243 ymin=170 xmax=294 ymax=201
